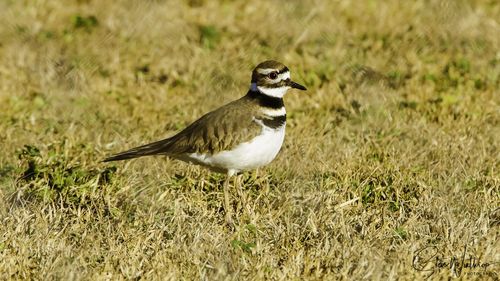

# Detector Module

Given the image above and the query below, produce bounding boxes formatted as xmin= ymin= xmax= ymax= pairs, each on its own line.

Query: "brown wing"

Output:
xmin=104 ymin=96 xmax=270 ymax=162
xmin=103 ymin=95 xmax=262 ymax=162
xmin=163 ymin=96 xmax=262 ymax=155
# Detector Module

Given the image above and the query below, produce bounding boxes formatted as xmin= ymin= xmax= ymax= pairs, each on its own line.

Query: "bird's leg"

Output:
xmin=223 ymin=174 xmax=233 ymax=226
xmin=235 ymin=174 xmax=252 ymax=218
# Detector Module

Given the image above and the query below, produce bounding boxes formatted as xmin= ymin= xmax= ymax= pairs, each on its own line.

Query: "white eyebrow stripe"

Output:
xmin=279 ymin=71 xmax=290 ymax=80
xmin=257 ymin=68 xmax=277 ymax=75
xmin=257 ymin=68 xmax=291 ymax=79
xmin=261 ymin=107 xmax=286 ymax=116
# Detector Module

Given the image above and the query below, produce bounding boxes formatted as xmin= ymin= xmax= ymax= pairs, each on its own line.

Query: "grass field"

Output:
xmin=0 ymin=0 xmax=499 ymax=280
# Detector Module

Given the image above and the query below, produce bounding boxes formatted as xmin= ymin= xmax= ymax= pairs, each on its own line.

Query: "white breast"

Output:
xmin=187 ymin=123 xmax=286 ymax=175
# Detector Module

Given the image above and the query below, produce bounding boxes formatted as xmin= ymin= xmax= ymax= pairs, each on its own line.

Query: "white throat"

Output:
xmin=250 ymin=83 xmax=290 ymax=98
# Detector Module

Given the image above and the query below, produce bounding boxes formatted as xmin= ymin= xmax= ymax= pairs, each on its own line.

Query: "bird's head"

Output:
xmin=250 ymin=60 xmax=307 ymax=98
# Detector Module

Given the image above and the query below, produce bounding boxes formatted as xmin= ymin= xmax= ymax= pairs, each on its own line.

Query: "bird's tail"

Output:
xmin=103 ymin=138 xmax=173 ymax=162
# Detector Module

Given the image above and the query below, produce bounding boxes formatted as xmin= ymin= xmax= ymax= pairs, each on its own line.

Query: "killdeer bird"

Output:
xmin=104 ymin=60 xmax=306 ymax=224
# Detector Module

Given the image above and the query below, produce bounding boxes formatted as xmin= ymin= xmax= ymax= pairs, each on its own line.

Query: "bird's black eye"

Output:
xmin=268 ymin=72 xmax=278 ymax=79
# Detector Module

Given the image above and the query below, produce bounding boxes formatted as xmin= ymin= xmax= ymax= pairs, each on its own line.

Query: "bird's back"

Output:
xmin=163 ymin=94 xmax=265 ymax=156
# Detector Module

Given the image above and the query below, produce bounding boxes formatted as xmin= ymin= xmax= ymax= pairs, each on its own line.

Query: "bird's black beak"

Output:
xmin=289 ymin=80 xmax=307 ymax=91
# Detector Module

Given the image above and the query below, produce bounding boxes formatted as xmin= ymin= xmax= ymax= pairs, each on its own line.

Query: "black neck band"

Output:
xmin=247 ymin=90 xmax=284 ymax=109
xmin=260 ymin=115 xmax=286 ymax=129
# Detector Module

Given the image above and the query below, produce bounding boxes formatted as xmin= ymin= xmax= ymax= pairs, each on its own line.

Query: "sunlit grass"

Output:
xmin=0 ymin=0 xmax=499 ymax=279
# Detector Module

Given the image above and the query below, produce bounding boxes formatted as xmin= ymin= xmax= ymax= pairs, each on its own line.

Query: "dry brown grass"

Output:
xmin=0 ymin=0 xmax=499 ymax=280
